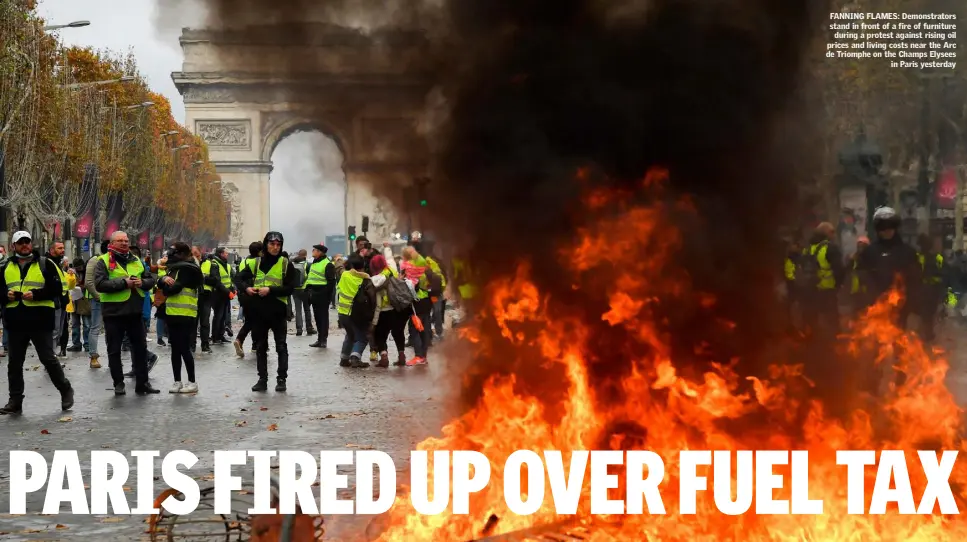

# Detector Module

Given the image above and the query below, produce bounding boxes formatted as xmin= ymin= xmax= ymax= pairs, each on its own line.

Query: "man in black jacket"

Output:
xmin=0 ymin=231 xmax=74 ymax=414
xmin=95 ymin=231 xmax=159 ymax=396
xmin=233 ymin=231 xmax=297 ymax=392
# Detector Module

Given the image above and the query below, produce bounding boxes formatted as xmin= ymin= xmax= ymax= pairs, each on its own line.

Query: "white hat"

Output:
xmin=11 ymin=231 xmax=31 ymax=244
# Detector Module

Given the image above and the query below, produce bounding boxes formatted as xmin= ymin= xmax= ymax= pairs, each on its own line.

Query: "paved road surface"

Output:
xmin=0 ymin=308 xmax=454 ymax=541
xmin=1 ymin=310 xmax=967 ymax=540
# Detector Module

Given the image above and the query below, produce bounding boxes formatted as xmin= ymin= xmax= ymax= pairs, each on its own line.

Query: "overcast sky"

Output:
xmin=36 ymin=0 xmax=347 ymax=249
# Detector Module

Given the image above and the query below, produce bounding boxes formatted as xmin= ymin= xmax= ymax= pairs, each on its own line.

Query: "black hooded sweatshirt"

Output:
xmin=233 ymin=233 xmax=297 ymax=320
xmin=0 ymin=250 xmax=64 ymax=331
xmin=856 ymin=233 xmax=921 ymax=309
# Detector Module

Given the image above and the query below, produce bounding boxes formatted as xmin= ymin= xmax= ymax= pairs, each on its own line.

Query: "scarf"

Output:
xmin=108 ymin=247 xmax=135 ymax=271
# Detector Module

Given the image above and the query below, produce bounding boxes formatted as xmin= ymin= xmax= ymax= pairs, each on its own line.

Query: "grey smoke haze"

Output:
xmin=268 ymin=132 xmax=346 ymax=253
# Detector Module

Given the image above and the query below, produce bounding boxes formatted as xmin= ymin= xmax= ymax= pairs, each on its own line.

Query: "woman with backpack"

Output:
xmin=400 ymin=246 xmax=432 ymax=366
xmin=369 ymin=254 xmax=409 ymax=367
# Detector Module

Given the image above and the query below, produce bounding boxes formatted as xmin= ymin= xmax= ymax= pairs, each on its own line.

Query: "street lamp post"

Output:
xmin=61 ymin=75 xmax=136 ymax=90
xmin=43 ymin=20 xmax=90 ymax=31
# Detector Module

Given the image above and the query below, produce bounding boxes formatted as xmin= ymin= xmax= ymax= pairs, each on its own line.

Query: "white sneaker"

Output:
xmin=181 ymin=382 xmax=198 ymax=393
xmin=169 ymin=382 xmax=183 ymax=393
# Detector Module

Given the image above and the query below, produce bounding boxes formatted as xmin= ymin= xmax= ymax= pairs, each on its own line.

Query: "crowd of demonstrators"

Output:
xmin=781 ymin=206 xmax=967 ymax=395
xmin=0 ymin=226 xmax=484 ymax=414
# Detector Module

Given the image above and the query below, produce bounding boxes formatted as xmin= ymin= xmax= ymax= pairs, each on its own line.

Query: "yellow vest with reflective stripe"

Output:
xmin=305 ymin=259 xmax=330 ymax=287
xmin=165 ymin=269 xmax=199 ymax=317
xmin=216 ymin=260 xmax=232 ymax=289
xmin=4 ymin=259 xmax=55 ymax=309
xmin=805 ymin=242 xmax=836 ymax=290
xmin=337 ymin=271 xmax=364 ymax=315
xmin=201 ymin=259 xmax=213 ymax=292
xmin=98 ymin=254 xmax=146 ymax=303
xmin=917 ymin=253 xmax=943 ymax=285
xmin=248 ymin=257 xmax=288 ymax=305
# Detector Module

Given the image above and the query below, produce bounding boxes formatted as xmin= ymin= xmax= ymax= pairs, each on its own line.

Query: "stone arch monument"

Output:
xmin=172 ymin=24 xmax=431 ymax=250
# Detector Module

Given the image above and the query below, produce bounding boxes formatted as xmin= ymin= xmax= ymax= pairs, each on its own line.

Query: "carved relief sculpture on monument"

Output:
xmin=221 ymin=182 xmax=245 ymax=245
xmin=197 ymin=120 xmax=252 ymax=149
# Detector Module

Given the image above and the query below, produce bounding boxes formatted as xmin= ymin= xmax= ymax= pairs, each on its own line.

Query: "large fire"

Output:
xmin=376 ymin=169 xmax=967 ymax=541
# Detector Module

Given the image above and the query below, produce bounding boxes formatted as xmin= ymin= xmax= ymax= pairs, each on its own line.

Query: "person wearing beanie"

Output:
xmin=233 ymin=231 xmax=298 ymax=392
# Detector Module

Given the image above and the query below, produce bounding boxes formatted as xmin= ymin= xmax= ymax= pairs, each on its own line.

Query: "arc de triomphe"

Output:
xmin=172 ymin=24 xmax=431 ymax=251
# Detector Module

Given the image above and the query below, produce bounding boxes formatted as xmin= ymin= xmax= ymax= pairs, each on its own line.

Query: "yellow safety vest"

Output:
xmin=165 ymin=269 xmax=199 ymax=318
xmin=337 ymin=271 xmax=364 ymax=316
xmin=305 ymin=259 xmax=330 ymax=287
xmin=783 ymin=258 xmax=795 ymax=281
xmin=917 ymin=253 xmax=944 ymax=285
xmin=201 ymin=259 xmax=230 ymax=292
xmin=247 ymin=257 xmax=288 ymax=305
xmin=805 ymin=242 xmax=836 ymax=290
xmin=377 ymin=268 xmax=395 ymax=310
xmin=4 ymin=259 xmax=55 ymax=309
xmin=98 ymin=254 xmax=146 ymax=303
xmin=851 ymin=259 xmax=865 ymax=294
xmin=53 ymin=262 xmax=68 ymax=295
xmin=451 ymin=258 xmax=477 ymax=300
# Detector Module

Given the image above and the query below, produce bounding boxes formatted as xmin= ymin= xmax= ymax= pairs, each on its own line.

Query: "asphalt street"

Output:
xmin=0 ymin=306 xmax=456 ymax=541
xmin=1 ymin=310 xmax=966 ymax=541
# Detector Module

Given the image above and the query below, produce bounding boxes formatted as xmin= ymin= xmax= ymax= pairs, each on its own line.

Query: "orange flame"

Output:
xmin=377 ymin=169 xmax=967 ymax=540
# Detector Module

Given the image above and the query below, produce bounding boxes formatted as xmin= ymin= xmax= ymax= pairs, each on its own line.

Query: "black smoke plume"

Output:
xmin=178 ymin=0 xmax=829 ymax=405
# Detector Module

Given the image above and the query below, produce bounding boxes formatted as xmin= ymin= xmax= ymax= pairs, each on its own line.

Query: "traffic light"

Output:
xmin=362 ymin=215 xmax=369 ymax=233
xmin=348 ymin=225 xmax=356 ymax=241
xmin=416 ymin=176 xmax=430 ymax=207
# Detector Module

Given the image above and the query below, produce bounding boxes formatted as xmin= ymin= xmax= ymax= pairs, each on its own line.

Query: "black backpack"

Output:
xmin=424 ymin=267 xmax=444 ymax=298
xmin=350 ymin=278 xmax=377 ymax=327
xmin=795 ymin=243 xmax=823 ymax=289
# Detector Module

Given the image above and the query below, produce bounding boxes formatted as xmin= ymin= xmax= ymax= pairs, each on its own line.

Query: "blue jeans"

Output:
xmin=433 ymin=298 xmax=446 ymax=336
xmin=338 ymin=314 xmax=367 ymax=358
xmin=88 ymin=300 xmax=102 ymax=357
xmin=156 ymin=317 xmax=167 ymax=341
xmin=71 ymin=313 xmax=92 ymax=349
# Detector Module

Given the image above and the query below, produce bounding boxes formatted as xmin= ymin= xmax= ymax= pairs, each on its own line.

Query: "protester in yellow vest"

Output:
xmin=46 ymin=240 xmax=70 ymax=358
xmin=916 ymin=234 xmax=946 ymax=343
xmin=233 ymin=240 xmax=264 ymax=358
xmin=291 ymin=248 xmax=316 ymax=337
xmin=233 ymin=231 xmax=298 ymax=392
xmin=94 ymin=231 xmax=159 ymax=396
xmin=306 ymin=243 xmax=335 ymax=349
xmin=335 ymin=254 xmax=374 ymax=368
xmin=400 ymin=246 xmax=432 ymax=366
xmin=368 ymin=254 xmax=408 ymax=367
xmin=0 ymin=231 xmax=74 ymax=414
xmin=800 ymin=222 xmax=845 ymax=341
xmin=155 ymin=242 xmax=204 ymax=394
